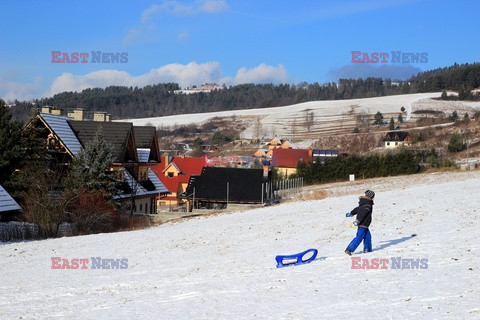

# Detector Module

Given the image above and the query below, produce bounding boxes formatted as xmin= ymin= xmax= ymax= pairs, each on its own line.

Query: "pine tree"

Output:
xmin=447 ymin=132 xmax=464 ymax=152
xmin=0 ymin=99 xmax=24 ymax=185
xmin=398 ymin=113 xmax=404 ymax=123
xmin=389 ymin=117 xmax=395 ymax=130
xmin=66 ymin=127 xmax=116 ymax=196
xmin=373 ymin=111 xmax=384 ymax=125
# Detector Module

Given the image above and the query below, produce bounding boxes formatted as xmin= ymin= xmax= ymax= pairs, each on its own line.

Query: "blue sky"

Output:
xmin=0 ymin=0 xmax=479 ymax=101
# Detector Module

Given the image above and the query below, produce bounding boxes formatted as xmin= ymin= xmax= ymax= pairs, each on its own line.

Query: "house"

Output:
xmin=253 ymin=148 xmax=267 ymax=158
xmin=180 ymin=167 xmax=273 ymax=210
xmin=280 ymin=140 xmax=298 ymax=149
xmin=151 ymin=156 xmax=210 ymax=207
xmin=267 ymin=137 xmax=283 ymax=150
xmin=383 ymin=131 xmax=412 ymax=149
xmin=29 ymin=113 xmax=169 ymax=214
xmin=271 ymin=148 xmax=313 ymax=177
xmin=0 ymin=184 xmax=21 ymax=221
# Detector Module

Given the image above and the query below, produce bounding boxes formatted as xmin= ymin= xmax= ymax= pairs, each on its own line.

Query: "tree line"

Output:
xmin=7 ymin=62 xmax=480 ymax=124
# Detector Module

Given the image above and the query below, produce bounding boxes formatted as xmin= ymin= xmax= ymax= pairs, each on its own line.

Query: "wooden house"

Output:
xmin=383 ymin=131 xmax=412 ymax=149
xmin=29 ymin=113 xmax=169 ymax=215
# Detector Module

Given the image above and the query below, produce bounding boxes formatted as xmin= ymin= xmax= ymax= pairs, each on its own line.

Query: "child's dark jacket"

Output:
xmin=351 ymin=196 xmax=374 ymax=228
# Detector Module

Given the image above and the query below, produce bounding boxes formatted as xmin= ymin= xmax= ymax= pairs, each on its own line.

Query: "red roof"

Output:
xmin=272 ymin=148 xmax=313 ymax=168
xmin=151 ymin=156 xmax=211 ymax=195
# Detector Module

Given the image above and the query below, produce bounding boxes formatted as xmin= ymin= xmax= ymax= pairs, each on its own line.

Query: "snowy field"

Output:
xmin=122 ymin=92 xmax=480 ymax=140
xmin=1 ymin=170 xmax=480 ymax=319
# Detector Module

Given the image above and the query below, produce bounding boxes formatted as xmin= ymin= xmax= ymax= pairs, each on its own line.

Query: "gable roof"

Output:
xmin=0 ymin=184 xmax=21 ymax=213
xmin=272 ymin=148 xmax=313 ymax=168
xmin=267 ymin=137 xmax=283 ymax=147
xmin=68 ymin=121 xmax=137 ymax=163
xmin=281 ymin=140 xmax=299 ymax=149
xmin=182 ymin=167 xmax=268 ymax=203
xmin=134 ymin=126 xmax=160 ymax=163
xmin=151 ymin=156 xmax=210 ymax=194
xmin=133 ymin=126 xmax=155 ymax=148
xmin=38 ymin=113 xmax=82 ymax=157
xmin=383 ymin=131 xmax=410 ymax=142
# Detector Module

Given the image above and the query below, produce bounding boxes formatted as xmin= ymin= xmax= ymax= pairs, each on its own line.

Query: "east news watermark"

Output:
xmin=351 ymin=51 xmax=428 ymax=63
xmin=51 ymin=257 xmax=129 ymax=269
xmin=351 ymin=257 xmax=428 ymax=269
xmin=51 ymin=51 xmax=128 ymax=63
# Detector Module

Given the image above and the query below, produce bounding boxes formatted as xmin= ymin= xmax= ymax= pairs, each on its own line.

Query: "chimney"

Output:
xmin=73 ymin=109 xmax=84 ymax=121
xmin=41 ymin=106 xmax=51 ymax=114
xmin=164 ymin=155 xmax=169 ymax=166
xmin=94 ymin=112 xmax=106 ymax=122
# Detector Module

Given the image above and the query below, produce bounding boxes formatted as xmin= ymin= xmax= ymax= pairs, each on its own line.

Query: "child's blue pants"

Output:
xmin=347 ymin=227 xmax=372 ymax=252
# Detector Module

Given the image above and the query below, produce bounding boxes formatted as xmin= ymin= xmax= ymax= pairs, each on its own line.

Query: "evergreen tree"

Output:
xmin=66 ymin=128 xmax=116 ymax=196
xmin=373 ymin=111 xmax=384 ymax=125
xmin=0 ymin=99 xmax=24 ymax=185
xmin=398 ymin=113 xmax=404 ymax=123
xmin=448 ymin=111 xmax=459 ymax=122
xmin=389 ymin=117 xmax=395 ymax=130
xmin=441 ymin=90 xmax=448 ymax=100
xmin=447 ymin=132 xmax=464 ymax=152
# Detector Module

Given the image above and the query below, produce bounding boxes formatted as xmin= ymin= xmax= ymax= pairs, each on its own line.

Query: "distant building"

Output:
xmin=151 ymin=156 xmax=210 ymax=207
xmin=383 ymin=131 xmax=412 ymax=149
xmin=312 ymin=149 xmax=339 ymax=163
xmin=271 ymin=148 xmax=313 ymax=177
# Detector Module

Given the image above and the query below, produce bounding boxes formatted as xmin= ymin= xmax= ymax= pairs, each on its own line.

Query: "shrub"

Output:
xmin=447 ymin=132 xmax=464 ymax=152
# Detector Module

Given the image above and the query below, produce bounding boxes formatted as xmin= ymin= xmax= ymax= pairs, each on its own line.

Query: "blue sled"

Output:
xmin=275 ymin=248 xmax=318 ymax=268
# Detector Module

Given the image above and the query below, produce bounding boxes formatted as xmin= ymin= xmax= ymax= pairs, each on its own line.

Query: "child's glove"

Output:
xmin=352 ymin=221 xmax=359 ymax=226
xmin=346 ymin=212 xmax=352 ymax=217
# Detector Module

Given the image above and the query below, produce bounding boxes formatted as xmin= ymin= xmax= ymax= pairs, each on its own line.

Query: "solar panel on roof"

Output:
xmin=40 ymin=113 xmax=82 ymax=156
xmin=137 ymin=148 xmax=150 ymax=163
xmin=0 ymin=184 xmax=21 ymax=212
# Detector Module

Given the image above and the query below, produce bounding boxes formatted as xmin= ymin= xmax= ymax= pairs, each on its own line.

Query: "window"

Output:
xmin=139 ymin=204 xmax=143 ymax=212
xmin=168 ymin=172 xmax=174 ymax=177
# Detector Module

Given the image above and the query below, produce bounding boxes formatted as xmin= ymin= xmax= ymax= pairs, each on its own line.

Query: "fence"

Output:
xmin=273 ymin=177 xmax=304 ymax=199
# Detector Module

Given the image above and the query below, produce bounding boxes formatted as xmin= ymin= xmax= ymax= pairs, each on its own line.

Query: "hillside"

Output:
xmin=7 ymin=62 xmax=480 ymax=124
xmin=1 ymin=170 xmax=479 ymax=319
xmin=126 ymin=92 xmax=480 ymax=160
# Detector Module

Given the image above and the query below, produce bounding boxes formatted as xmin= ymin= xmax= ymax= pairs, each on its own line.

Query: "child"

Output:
xmin=345 ymin=190 xmax=375 ymax=255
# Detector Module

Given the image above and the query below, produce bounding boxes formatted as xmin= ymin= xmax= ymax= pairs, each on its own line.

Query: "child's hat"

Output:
xmin=365 ymin=190 xmax=375 ymax=198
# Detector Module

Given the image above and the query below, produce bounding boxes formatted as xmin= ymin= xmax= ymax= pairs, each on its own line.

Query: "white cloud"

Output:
xmin=43 ymin=62 xmax=289 ymax=97
xmin=177 ymin=31 xmax=190 ymax=42
xmin=233 ymin=63 xmax=287 ymax=84
xmin=200 ymin=0 xmax=227 ymax=13
xmin=124 ymin=1 xmax=228 ymax=44
xmin=0 ymin=77 xmax=44 ymax=102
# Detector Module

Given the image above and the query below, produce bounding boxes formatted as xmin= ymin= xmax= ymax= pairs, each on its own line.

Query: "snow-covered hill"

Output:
xmin=123 ymin=93 xmax=480 ymax=141
xmin=1 ymin=170 xmax=480 ymax=319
